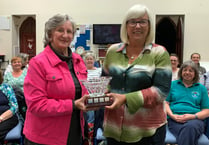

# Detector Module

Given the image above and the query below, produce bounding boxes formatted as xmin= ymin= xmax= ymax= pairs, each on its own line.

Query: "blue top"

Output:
xmin=166 ymin=79 xmax=209 ymax=115
xmin=0 ymin=83 xmax=18 ymax=114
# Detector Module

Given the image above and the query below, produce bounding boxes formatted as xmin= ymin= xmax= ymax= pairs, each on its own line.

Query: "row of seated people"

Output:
xmin=3 ymin=55 xmax=28 ymax=120
xmin=0 ymin=55 xmax=28 ymax=144
xmin=0 ymin=70 xmax=23 ymax=145
xmin=167 ymin=60 xmax=209 ymax=145
xmin=82 ymin=59 xmax=209 ymax=145
xmin=1 ymin=52 xmax=209 ymax=145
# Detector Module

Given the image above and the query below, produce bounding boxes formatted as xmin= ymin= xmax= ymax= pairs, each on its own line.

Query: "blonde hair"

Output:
xmin=120 ymin=4 xmax=154 ymax=45
xmin=11 ymin=56 xmax=22 ymax=64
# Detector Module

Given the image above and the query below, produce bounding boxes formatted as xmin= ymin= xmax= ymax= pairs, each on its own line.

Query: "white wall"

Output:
xmin=0 ymin=0 xmax=209 ymax=63
xmin=200 ymin=62 xmax=209 ymax=72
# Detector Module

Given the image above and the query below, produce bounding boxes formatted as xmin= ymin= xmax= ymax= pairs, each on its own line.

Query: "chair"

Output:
xmin=93 ymin=108 xmax=107 ymax=145
xmin=4 ymin=113 xmax=24 ymax=145
xmin=165 ymin=121 xmax=209 ymax=145
xmin=205 ymin=117 xmax=209 ymax=139
xmin=94 ymin=128 xmax=107 ymax=145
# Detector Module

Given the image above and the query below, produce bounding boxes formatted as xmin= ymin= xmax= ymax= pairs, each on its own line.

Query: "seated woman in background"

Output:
xmin=3 ymin=56 xmax=27 ymax=119
xmin=165 ymin=60 xmax=209 ymax=145
xmin=83 ymin=52 xmax=102 ymax=145
xmin=170 ymin=53 xmax=180 ymax=81
xmin=3 ymin=56 xmax=27 ymax=92
xmin=84 ymin=52 xmax=102 ymax=123
xmin=4 ymin=53 xmax=29 ymax=75
xmin=19 ymin=53 xmax=29 ymax=71
xmin=0 ymin=70 xmax=18 ymax=143
xmin=84 ymin=52 xmax=102 ymax=80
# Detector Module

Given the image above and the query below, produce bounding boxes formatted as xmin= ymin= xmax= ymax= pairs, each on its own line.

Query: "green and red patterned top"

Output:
xmin=103 ymin=43 xmax=172 ymax=143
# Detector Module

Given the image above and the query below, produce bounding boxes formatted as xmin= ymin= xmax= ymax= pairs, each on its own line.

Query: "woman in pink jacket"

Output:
xmin=23 ymin=14 xmax=88 ymax=145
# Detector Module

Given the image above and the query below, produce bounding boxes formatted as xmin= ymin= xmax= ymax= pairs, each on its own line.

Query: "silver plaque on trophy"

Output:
xmin=81 ymin=77 xmax=113 ymax=108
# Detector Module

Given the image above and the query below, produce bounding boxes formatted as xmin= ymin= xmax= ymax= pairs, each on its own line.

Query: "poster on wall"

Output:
xmin=75 ymin=25 xmax=91 ymax=54
xmin=0 ymin=16 xmax=10 ymax=30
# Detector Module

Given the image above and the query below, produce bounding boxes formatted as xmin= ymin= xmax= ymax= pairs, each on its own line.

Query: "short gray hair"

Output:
xmin=84 ymin=52 xmax=96 ymax=61
xmin=17 ymin=53 xmax=29 ymax=65
xmin=43 ymin=14 xmax=76 ymax=47
xmin=120 ymin=4 xmax=154 ymax=45
xmin=178 ymin=60 xmax=200 ymax=83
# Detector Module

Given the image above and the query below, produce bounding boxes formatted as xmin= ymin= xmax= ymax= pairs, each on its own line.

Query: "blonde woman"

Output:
xmin=3 ymin=56 xmax=27 ymax=91
xmin=102 ymin=4 xmax=172 ymax=145
xmin=84 ymin=52 xmax=102 ymax=80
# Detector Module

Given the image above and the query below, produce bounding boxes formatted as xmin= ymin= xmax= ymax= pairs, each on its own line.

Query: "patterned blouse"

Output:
xmin=0 ymin=83 xmax=18 ymax=114
xmin=3 ymin=69 xmax=27 ymax=91
xmin=103 ymin=43 xmax=172 ymax=142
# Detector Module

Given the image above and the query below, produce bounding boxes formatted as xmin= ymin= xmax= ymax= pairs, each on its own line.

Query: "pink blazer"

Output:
xmin=23 ymin=45 xmax=88 ymax=145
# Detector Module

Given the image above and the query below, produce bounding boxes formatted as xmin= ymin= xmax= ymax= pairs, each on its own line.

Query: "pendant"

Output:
xmin=130 ymin=56 xmax=134 ymax=59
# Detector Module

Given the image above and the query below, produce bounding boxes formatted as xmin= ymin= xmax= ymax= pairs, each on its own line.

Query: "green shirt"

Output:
xmin=166 ymin=79 xmax=209 ymax=116
xmin=3 ymin=69 xmax=27 ymax=91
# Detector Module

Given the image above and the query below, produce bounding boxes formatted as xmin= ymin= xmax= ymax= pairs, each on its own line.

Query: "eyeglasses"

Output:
xmin=127 ymin=19 xmax=149 ymax=27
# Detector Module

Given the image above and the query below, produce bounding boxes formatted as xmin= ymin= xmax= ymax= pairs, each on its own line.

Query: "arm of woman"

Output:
xmin=165 ymin=101 xmax=191 ymax=123
xmin=0 ymin=110 xmax=13 ymax=122
xmin=105 ymin=93 xmax=126 ymax=109
xmin=103 ymin=45 xmax=172 ymax=113
xmin=195 ymin=109 xmax=209 ymax=120
xmin=24 ymin=56 xmax=89 ymax=117
xmin=165 ymin=101 xmax=173 ymax=117
xmin=24 ymin=58 xmax=74 ymax=117
xmin=0 ymin=83 xmax=18 ymax=121
xmin=125 ymin=47 xmax=172 ymax=114
xmin=181 ymin=109 xmax=209 ymax=122
xmin=165 ymin=101 xmax=185 ymax=122
xmin=182 ymin=86 xmax=209 ymax=121
xmin=195 ymin=85 xmax=209 ymax=120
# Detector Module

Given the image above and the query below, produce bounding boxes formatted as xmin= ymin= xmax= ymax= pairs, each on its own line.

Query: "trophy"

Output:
xmin=81 ymin=76 xmax=113 ymax=108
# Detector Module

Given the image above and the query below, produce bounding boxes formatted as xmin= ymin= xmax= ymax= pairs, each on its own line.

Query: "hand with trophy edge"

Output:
xmin=105 ymin=93 xmax=126 ymax=109
xmin=74 ymin=94 xmax=101 ymax=111
xmin=74 ymin=94 xmax=89 ymax=111
xmin=85 ymin=94 xmax=104 ymax=111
